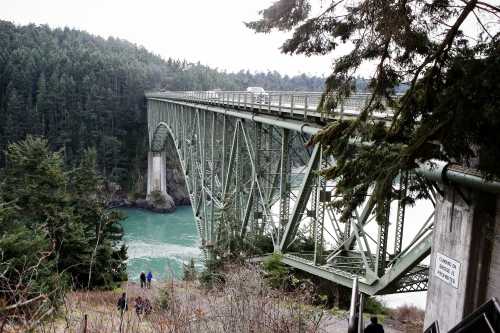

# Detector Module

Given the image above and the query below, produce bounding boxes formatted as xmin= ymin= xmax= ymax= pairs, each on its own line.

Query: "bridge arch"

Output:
xmin=147 ymin=120 xmax=204 ymax=239
xmin=147 ymin=121 xmax=182 ymax=195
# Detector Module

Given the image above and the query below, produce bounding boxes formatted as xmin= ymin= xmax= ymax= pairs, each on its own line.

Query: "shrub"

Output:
xmin=155 ymin=284 xmax=173 ymax=311
xmin=182 ymin=258 xmax=197 ymax=281
xmin=249 ymin=234 xmax=274 ymax=255
xmin=262 ymin=253 xmax=289 ymax=289
xmin=390 ymin=304 xmax=424 ymax=323
xmin=208 ymin=266 xmax=324 ymax=332
xmin=198 ymin=269 xmax=225 ymax=290
xmin=364 ymin=296 xmax=388 ymax=315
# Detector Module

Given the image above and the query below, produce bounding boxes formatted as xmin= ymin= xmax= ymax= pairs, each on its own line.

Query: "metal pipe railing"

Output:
xmin=416 ymin=160 xmax=500 ymax=194
xmin=145 ymin=90 xmax=390 ymax=118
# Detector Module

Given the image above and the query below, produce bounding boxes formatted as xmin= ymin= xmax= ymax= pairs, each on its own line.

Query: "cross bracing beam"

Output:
xmin=147 ymin=91 xmax=500 ymax=295
xmin=280 ymin=143 xmax=320 ymax=251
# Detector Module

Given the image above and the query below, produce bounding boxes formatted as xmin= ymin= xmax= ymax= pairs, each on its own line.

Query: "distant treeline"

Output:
xmin=0 ymin=20 xmax=325 ymax=189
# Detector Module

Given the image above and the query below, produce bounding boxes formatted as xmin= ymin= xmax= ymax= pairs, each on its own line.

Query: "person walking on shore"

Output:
xmin=117 ymin=292 xmax=128 ymax=332
xmin=146 ymin=271 xmax=153 ymax=289
xmin=117 ymin=293 xmax=128 ymax=313
xmin=140 ymin=271 xmax=146 ymax=288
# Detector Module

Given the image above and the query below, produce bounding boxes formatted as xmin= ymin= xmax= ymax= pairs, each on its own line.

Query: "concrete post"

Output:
xmin=147 ymin=151 xmax=153 ymax=195
xmin=486 ymin=196 xmax=500 ymax=301
xmin=147 ymin=150 xmax=168 ymax=197
xmin=160 ymin=149 xmax=167 ymax=196
xmin=424 ymin=185 xmax=497 ymax=331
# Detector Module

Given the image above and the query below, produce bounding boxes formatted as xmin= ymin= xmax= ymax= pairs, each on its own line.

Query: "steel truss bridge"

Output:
xmin=146 ymin=90 xmax=437 ymax=295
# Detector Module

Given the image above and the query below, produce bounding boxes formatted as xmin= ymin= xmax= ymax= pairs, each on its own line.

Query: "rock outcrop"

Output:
xmin=165 ymin=168 xmax=190 ymax=206
xmin=106 ymin=140 xmax=190 ymax=213
xmin=108 ymin=192 xmax=175 ymax=213
xmin=164 ymin=140 xmax=190 ymax=206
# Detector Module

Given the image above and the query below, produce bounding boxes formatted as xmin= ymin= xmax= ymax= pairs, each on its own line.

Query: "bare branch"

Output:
xmin=477 ymin=1 xmax=500 ymax=13
xmin=473 ymin=9 xmax=494 ymax=38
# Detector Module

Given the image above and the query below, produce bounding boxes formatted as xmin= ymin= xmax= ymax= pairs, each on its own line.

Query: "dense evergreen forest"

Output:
xmin=0 ymin=20 xmax=325 ymax=190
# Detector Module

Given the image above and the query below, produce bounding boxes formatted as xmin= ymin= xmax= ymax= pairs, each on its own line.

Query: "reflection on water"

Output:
xmin=119 ymin=207 xmax=201 ymax=281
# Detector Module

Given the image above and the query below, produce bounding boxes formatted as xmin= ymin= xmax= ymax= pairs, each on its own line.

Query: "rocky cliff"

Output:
xmin=107 ymin=142 xmax=190 ymax=212
xmin=164 ymin=142 xmax=190 ymax=206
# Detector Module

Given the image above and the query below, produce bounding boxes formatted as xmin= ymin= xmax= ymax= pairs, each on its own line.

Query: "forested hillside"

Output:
xmin=0 ymin=20 xmax=325 ymax=189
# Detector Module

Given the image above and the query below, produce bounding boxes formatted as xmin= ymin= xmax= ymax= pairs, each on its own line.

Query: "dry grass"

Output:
xmin=21 ymin=266 xmax=326 ymax=332
xmin=3 ymin=266 xmax=409 ymax=332
xmin=204 ymin=266 xmax=323 ymax=332
xmin=390 ymin=304 xmax=424 ymax=323
xmin=387 ymin=304 xmax=425 ymax=333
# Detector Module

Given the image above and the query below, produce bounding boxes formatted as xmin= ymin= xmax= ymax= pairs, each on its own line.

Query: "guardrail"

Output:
xmin=146 ymin=91 xmax=395 ymax=120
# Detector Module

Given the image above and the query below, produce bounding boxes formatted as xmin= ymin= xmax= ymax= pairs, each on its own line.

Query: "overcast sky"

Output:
xmin=0 ymin=0 xmax=337 ymax=76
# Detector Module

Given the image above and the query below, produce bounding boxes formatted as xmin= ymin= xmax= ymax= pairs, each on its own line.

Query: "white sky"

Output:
xmin=1 ymin=0 xmax=497 ymax=77
xmin=0 ymin=0 xmax=336 ymax=76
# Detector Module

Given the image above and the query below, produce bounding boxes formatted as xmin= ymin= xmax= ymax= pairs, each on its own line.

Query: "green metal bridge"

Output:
xmin=145 ymin=90 xmax=496 ymax=296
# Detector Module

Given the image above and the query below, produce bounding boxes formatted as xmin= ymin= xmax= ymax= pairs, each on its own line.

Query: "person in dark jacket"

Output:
xmin=117 ymin=292 xmax=128 ymax=313
xmin=140 ymin=271 xmax=146 ymax=288
xmin=146 ymin=271 xmax=153 ymax=288
xmin=364 ymin=316 xmax=384 ymax=333
xmin=142 ymin=298 xmax=152 ymax=315
xmin=117 ymin=292 xmax=128 ymax=331
xmin=134 ymin=296 xmax=143 ymax=317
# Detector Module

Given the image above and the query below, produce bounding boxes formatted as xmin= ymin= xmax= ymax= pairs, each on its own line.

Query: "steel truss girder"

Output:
xmin=147 ymin=98 xmax=433 ymax=295
xmin=280 ymin=144 xmax=320 ymax=250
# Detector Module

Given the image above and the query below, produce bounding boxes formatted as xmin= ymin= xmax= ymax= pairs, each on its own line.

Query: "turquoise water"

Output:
xmin=119 ymin=207 xmax=201 ymax=282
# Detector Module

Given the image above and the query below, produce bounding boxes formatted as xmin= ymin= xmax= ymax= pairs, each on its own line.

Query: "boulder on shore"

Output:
xmin=107 ymin=194 xmax=176 ymax=214
xmin=149 ymin=192 xmax=176 ymax=213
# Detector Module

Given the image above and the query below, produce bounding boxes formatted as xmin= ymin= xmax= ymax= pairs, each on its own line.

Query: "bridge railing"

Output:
xmin=146 ymin=91 xmax=397 ymax=120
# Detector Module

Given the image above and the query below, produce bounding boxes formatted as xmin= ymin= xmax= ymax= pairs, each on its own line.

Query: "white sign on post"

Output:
xmin=434 ymin=252 xmax=461 ymax=288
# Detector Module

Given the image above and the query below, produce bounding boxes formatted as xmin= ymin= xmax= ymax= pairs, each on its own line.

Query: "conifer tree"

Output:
xmin=1 ymin=137 xmax=127 ymax=295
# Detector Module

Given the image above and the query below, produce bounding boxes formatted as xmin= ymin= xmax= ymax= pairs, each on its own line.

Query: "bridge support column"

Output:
xmin=147 ymin=151 xmax=153 ymax=194
xmin=424 ymin=185 xmax=498 ymax=331
xmin=160 ymin=149 xmax=167 ymax=195
xmin=146 ymin=149 xmax=168 ymax=197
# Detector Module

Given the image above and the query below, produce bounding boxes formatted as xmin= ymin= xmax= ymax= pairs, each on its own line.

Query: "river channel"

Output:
xmin=119 ymin=207 xmax=202 ymax=282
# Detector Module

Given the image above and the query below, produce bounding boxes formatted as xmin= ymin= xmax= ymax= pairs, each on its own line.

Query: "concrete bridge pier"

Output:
xmin=146 ymin=150 xmax=168 ymax=197
xmin=424 ymin=185 xmax=499 ymax=331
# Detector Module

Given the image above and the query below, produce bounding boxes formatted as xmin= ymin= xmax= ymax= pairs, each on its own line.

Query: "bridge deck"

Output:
xmin=146 ymin=91 xmax=394 ymax=124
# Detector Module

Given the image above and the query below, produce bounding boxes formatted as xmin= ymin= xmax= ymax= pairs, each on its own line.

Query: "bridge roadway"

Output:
xmin=145 ymin=90 xmax=500 ymax=298
xmin=148 ymin=90 xmax=393 ymax=125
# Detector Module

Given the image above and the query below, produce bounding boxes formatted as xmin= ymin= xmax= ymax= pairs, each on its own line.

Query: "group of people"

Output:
xmin=116 ymin=271 xmax=155 ymax=319
xmin=117 ymin=293 xmax=152 ymax=319
xmin=133 ymin=296 xmax=152 ymax=317
xmin=140 ymin=271 xmax=153 ymax=288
